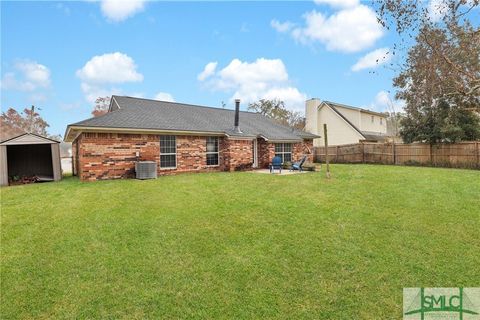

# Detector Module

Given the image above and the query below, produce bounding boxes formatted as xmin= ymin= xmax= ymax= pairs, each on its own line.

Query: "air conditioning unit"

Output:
xmin=135 ymin=161 xmax=157 ymax=180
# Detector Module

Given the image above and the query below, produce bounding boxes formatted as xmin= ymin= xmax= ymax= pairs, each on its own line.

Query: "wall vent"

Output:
xmin=135 ymin=161 xmax=157 ymax=180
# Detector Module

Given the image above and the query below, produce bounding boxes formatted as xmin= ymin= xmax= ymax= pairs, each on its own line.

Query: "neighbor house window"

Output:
xmin=275 ymin=143 xmax=292 ymax=163
xmin=371 ymin=116 xmax=374 ymax=123
xmin=160 ymin=135 xmax=176 ymax=168
xmin=206 ymin=137 xmax=219 ymax=166
xmin=380 ymin=118 xmax=383 ymax=125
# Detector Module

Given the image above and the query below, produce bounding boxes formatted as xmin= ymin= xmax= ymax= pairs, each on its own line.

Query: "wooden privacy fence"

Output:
xmin=314 ymin=141 xmax=480 ymax=169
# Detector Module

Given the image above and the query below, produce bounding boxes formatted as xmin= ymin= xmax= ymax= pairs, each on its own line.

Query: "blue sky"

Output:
xmin=1 ymin=0 xmax=402 ymax=136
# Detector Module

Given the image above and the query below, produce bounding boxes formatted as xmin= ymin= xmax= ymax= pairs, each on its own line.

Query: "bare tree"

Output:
xmin=248 ymin=99 xmax=306 ymax=129
xmin=1 ymin=106 xmax=49 ymax=136
xmin=91 ymin=96 xmax=111 ymax=117
xmin=375 ymin=0 xmax=480 ymax=102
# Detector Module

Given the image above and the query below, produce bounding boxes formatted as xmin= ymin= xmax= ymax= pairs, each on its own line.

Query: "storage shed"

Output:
xmin=0 ymin=133 xmax=62 ymax=186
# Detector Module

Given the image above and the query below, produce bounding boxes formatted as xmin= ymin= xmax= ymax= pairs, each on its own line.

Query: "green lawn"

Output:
xmin=1 ymin=165 xmax=479 ymax=319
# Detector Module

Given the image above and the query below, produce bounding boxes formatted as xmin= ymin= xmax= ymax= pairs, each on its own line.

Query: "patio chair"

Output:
xmin=290 ymin=155 xmax=307 ymax=172
xmin=270 ymin=156 xmax=282 ymax=174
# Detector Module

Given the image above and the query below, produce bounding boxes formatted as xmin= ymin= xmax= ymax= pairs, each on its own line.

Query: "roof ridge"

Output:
xmin=71 ymin=102 xmax=123 ymax=126
xmin=326 ymin=104 xmax=366 ymax=139
xmin=324 ymin=100 xmax=385 ymax=116
xmin=0 ymin=132 xmax=60 ymax=144
xmin=115 ymin=95 xmax=260 ymax=115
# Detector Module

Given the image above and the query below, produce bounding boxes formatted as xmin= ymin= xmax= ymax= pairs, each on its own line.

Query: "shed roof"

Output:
xmin=0 ymin=133 xmax=60 ymax=145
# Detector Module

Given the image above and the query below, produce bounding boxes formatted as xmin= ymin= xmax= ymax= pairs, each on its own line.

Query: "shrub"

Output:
xmin=404 ymin=160 xmax=421 ymax=166
xmin=302 ymin=162 xmax=316 ymax=171
xmin=283 ymin=161 xmax=292 ymax=169
xmin=234 ymin=163 xmax=253 ymax=171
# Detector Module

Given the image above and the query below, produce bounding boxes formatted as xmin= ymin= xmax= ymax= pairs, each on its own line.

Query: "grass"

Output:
xmin=1 ymin=165 xmax=479 ymax=319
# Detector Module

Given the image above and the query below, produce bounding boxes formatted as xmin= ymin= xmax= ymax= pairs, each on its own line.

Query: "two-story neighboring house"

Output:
xmin=305 ymin=98 xmax=387 ymax=147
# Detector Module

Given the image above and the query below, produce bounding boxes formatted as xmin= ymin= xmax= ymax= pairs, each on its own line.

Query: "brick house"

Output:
xmin=64 ymin=96 xmax=319 ymax=181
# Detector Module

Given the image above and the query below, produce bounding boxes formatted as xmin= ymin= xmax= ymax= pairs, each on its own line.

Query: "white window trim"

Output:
xmin=206 ymin=137 xmax=219 ymax=167
xmin=160 ymin=136 xmax=177 ymax=169
xmin=275 ymin=143 xmax=292 ymax=163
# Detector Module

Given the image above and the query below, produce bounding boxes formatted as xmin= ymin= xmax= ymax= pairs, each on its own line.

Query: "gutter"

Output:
xmin=64 ymin=125 xmax=227 ymax=142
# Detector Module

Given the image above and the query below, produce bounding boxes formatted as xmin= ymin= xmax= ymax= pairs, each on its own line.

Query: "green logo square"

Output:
xmin=404 ymin=288 xmax=480 ymax=320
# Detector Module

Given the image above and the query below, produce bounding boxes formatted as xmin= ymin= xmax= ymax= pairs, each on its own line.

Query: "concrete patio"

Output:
xmin=251 ymin=169 xmax=313 ymax=175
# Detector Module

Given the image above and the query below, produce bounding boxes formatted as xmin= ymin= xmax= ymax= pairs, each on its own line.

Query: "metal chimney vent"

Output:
xmin=135 ymin=161 xmax=157 ymax=179
xmin=233 ymin=99 xmax=242 ymax=133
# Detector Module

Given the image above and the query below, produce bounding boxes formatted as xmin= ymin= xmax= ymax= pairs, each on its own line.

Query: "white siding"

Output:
xmin=305 ymin=100 xmax=387 ymax=146
xmin=360 ymin=112 xmax=387 ymax=133
xmin=333 ymin=105 xmax=361 ymax=128
xmin=314 ymin=105 xmax=364 ymax=147
xmin=305 ymin=99 xmax=320 ymax=136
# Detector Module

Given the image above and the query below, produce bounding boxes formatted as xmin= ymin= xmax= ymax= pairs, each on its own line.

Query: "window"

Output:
xmin=380 ymin=118 xmax=383 ymax=125
xmin=371 ymin=116 xmax=374 ymax=123
xmin=275 ymin=143 xmax=292 ymax=163
xmin=160 ymin=135 xmax=176 ymax=168
xmin=206 ymin=137 xmax=219 ymax=166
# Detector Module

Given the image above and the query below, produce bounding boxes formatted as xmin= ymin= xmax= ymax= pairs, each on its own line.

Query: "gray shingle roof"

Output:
xmin=361 ymin=131 xmax=387 ymax=142
xmin=324 ymin=101 xmax=386 ymax=117
xmin=68 ymin=96 xmax=319 ymax=141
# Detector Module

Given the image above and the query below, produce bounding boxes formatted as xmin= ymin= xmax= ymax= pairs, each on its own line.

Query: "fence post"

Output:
xmin=324 ymin=124 xmax=330 ymax=179
xmin=362 ymin=142 xmax=365 ymax=163
xmin=430 ymin=144 xmax=434 ymax=165
xmin=476 ymin=141 xmax=479 ymax=168
xmin=392 ymin=143 xmax=395 ymax=165
xmin=336 ymin=145 xmax=339 ymax=163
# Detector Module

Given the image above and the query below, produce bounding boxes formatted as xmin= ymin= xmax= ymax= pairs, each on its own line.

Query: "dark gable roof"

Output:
xmin=324 ymin=101 xmax=387 ymax=117
xmin=69 ymin=96 xmax=319 ymax=141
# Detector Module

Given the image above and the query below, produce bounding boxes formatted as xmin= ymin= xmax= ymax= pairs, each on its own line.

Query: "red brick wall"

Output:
xmin=74 ymin=133 xmax=259 ymax=181
xmin=295 ymin=139 xmax=314 ymax=163
xmin=257 ymin=139 xmax=314 ymax=168
xmin=73 ymin=133 xmax=313 ymax=181
xmin=258 ymin=138 xmax=275 ymax=168
xmin=222 ymin=139 xmax=254 ymax=171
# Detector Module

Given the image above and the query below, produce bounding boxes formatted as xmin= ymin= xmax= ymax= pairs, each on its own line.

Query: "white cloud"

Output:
xmin=100 ymin=0 xmax=146 ymax=22
xmin=313 ymin=0 xmax=359 ymax=8
xmin=56 ymin=3 xmax=71 ymax=16
xmin=77 ymin=52 xmax=143 ymax=102
xmin=290 ymin=5 xmax=383 ymax=53
xmin=270 ymin=19 xmax=294 ymax=33
xmin=1 ymin=60 xmax=50 ymax=91
xmin=199 ymin=58 xmax=306 ymax=112
xmin=16 ymin=61 xmax=51 ymax=85
xmin=351 ymin=47 xmax=391 ymax=72
xmin=80 ymin=83 xmax=122 ymax=104
xmin=76 ymin=52 xmax=143 ymax=84
xmin=28 ymin=93 xmax=48 ymax=104
xmin=197 ymin=62 xmax=218 ymax=81
xmin=0 ymin=60 xmax=51 ymax=91
xmin=428 ymin=0 xmax=448 ymax=22
xmin=272 ymin=2 xmax=383 ymax=53
xmin=154 ymin=92 xmax=175 ymax=102
xmin=370 ymin=90 xmax=405 ymax=112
